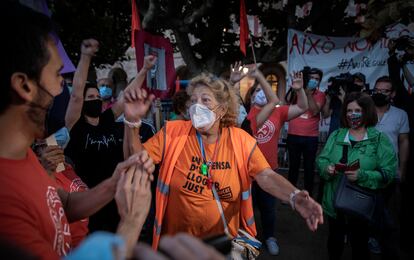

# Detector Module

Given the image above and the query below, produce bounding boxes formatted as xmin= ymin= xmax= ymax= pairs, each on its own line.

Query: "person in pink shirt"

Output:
xmin=286 ymin=67 xmax=326 ymax=197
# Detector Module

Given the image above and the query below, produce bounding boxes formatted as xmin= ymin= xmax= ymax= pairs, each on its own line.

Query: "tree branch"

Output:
xmin=183 ymin=0 xmax=215 ymax=25
xmin=173 ymin=29 xmax=201 ymax=76
xmin=141 ymin=0 xmax=160 ymax=29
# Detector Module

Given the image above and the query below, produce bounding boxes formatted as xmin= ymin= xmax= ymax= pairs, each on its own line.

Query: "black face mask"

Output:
xmin=82 ymin=99 xmax=102 ymax=118
xmin=27 ymin=82 xmax=55 ymax=138
xmin=371 ymin=93 xmax=390 ymax=107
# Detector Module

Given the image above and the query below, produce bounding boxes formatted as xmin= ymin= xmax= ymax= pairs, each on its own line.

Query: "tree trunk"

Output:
xmin=173 ymin=29 xmax=202 ymax=76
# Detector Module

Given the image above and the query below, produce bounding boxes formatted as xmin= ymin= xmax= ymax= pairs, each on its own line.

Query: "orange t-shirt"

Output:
xmin=0 ymin=149 xmax=71 ymax=260
xmin=144 ymin=127 xmax=270 ymax=238
xmin=288 ymin=90 xmax=326 ymax=137
xmin=247 ymin=105 xmax=289 ymax=169
xmin=55 ymin=165 xmax=89 ymax=248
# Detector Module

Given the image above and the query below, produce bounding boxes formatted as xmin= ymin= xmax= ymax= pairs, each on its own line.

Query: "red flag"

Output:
xmin=239 ymin=0 xmax=249 ymax=56
xmin=135 ymin=30 xmax=176 ymax=99
xmin=131 ymin=0 xmax=141 ymax=47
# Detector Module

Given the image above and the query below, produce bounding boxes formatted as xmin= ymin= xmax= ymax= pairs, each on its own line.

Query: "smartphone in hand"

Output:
xmin=334 ymin=163 xmax=348 ymax=172
xmin=347 ymin=159 xmax=360 ymax=171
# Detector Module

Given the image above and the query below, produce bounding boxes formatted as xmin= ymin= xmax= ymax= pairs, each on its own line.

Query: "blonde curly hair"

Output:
xmin=187 ymin=73 xmax=238 ymax=128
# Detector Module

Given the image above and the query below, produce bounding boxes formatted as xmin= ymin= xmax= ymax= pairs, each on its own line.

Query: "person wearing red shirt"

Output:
xmin=0 ymin=3 xmax=154 ymax=259
xmin=34 ymin=144 xmax=89 ymax=249
xmin=286 ymin=67 xmax=326 ymax=197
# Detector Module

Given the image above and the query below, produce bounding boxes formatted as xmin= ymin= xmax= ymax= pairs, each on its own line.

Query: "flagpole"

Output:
xmin=249 ymin=34 xmax=257 ymax=68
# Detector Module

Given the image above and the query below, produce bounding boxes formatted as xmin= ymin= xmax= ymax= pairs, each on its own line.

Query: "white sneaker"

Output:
xmin=266 ymin=237 xmax=280 ymax=255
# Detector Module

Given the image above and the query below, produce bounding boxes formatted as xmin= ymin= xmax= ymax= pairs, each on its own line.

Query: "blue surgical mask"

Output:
xmin=66 ymin=83 xmax=73 ymax=94
xmin=53 ymin=127 xmax=71 ymax=149
xmin=254 ymin=90 xmax=268 ymax=106
xmin=307 ymin=79 xmax=319 ymax=90
xmin=99 ymin=85 xmax=113 ymax=100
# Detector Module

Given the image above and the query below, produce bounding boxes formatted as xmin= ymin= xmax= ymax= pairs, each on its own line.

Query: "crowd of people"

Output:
xmin=1 ymin=1 xmax=413 ymax=260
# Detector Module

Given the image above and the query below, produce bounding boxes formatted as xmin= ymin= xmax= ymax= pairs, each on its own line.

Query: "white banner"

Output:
xmin=287 ymin=29 xmax=392 ymax=91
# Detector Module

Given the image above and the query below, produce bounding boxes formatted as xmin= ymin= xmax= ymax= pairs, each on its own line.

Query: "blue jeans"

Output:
xmin=287 ymin=134 xmax=318 ymax=196
xmin=252 ymin=181 xmax=277 ymax=239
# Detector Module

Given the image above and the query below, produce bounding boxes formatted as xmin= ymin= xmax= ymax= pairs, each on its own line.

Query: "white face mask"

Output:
xmin=189 ymin=103 xmax=216 ymax=130
xmin=254 ymin=89 xmax=267 ymax=106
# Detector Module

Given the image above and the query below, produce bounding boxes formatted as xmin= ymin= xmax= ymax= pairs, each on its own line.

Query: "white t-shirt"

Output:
xmin=375 ymin=105 xmax=410 ymax=154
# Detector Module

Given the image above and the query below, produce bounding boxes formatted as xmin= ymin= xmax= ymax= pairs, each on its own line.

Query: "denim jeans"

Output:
xmin=287 ymin=134 xmax=319 ymax=196
xmin=252 ymin=181 xmax=277 ymax=239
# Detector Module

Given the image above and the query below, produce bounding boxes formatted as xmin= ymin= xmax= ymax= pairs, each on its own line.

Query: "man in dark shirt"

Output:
xmin=64 ymin=39 xmax=157 ymax=232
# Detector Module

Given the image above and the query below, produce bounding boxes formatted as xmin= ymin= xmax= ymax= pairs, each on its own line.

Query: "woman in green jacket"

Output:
xmin=316 ymin=92 xmax=396 ymax=260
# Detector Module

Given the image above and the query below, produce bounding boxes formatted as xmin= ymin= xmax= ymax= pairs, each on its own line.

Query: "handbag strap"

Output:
xmin=340 ymin=144 xmax=348 ymax=164
xmin=196 ymin=131 xmax=231 ymax=237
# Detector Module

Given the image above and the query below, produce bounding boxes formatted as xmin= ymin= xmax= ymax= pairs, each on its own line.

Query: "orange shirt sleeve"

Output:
xmin=247 ymin=145 xmax=271 ymax=178
xmin=143 ymin=127 xmax=165 ymax=164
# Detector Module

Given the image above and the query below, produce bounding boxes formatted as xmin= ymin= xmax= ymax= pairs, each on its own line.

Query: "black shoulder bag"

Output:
xmin=333 ymin=145 xmax=377 ymax=222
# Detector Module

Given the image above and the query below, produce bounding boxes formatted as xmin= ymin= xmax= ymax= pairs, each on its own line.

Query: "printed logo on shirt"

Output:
xmin=46 ymin=186 xmax=71 ymax=256
xmin=181 ymin=156 xmax=232 ymax=200
xmin=69 ymin=178 xmax=89 ymax=223
xmin=254 ymin=120 xmax=275 ymax=144
xmin=85 ymin=133 xmax=118 ymax=150
xmin=69 ymin=178 xmax=88 ymax=193
xmin=217 ymin=186 xmax=233 ymax=200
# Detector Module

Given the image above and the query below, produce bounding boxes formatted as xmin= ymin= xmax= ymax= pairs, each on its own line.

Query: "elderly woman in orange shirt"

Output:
xmin=122 ymin=73 xmax=323 ymax=250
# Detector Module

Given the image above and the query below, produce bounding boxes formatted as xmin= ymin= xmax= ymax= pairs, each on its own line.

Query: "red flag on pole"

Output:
xmin=131 ymin=0 xmax=141 ymax=47
xmin=134 ymin=30 xmax=176 ymax=99
xmin=239 ymin=0 xmax=249 ymax=56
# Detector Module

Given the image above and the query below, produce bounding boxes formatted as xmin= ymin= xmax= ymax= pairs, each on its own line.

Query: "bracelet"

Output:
xmin=289 ymin=189 xmax=301 ymax=210
xmin=123 ymin=118 xmax=142 ymax=128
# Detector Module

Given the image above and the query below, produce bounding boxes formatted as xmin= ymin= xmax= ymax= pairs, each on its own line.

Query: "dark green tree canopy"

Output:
xmin=51 ymin=0 xmax=414 ymax=76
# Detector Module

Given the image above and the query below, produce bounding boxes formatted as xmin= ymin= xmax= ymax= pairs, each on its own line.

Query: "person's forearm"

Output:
xmin=321 ymin=98 xmax=332 ymax=118
xmin=257 ymin=73 xmax=279 ymax=104
xmin=62 ymin=177 xmax=116 ymax=222
xmin=124 ymin=67 xmax=149 ymax=93
xmin=112 ymin=68 xmax=150 ymax=119
xmin=117 ymin=217 xmax=146 ymax=258
xmin=124 ymin=125 xmax=144 ymax=159
xmin=399 ymin=137 xmax=409 ymax=180
xmin=256 ymin=169 xmax=297 ymax=203
xmin=295 ymin=88 xmax=308 ymax=111
xmin=307 ymin=93 xmax=319 ymax=115
xmin=65 ymin=54 xmax=92 ymax=129
xmin=123 ymin=125 xmax=130 ymax=160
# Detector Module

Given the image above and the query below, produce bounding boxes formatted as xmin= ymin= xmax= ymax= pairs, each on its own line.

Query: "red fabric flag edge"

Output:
xmin=240 ymin=0 xmax=249 ymax=56
xmin=131 ymin=0 xmax=141 ymax=47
